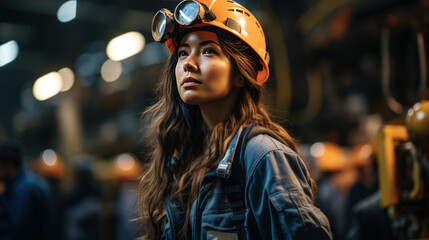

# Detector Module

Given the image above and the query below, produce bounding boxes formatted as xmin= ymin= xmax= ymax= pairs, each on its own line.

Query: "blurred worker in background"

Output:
xmin=0 ymin=137 xmax=54 ymax=240
xmin=344 ymin=143 xmax=378 ymax=232
xmin=63 ymin=154 xmax=102 ymax=240
xmin=111 ymin=153 xmax=144 ymax=240
xmin=35 ymin=149 xmax=67 ymax=240
xmin=346 ymin=191 xmax=395 ymax=240
xmin=315 ymin=142 xmax=357 ymax=240
xmin=345 ymin=140 xmax=394 ymax=240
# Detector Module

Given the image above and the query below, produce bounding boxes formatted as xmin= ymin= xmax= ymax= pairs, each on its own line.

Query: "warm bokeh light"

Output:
xmin=101 ymin=60 xmax=122 ymax=82
xmin=359 ymin=144 xmax=373 ymax=159
xmin=33 ymin=72 xmax=63 ymax=101
xmin=350 ymin=143 xmax=374 ymax=167
xmin=58 ymin=67 xmax=75 ymax=92
xmin=310 ymin=142 xmax=325 ymax=158
xmin=0 ymin=40 xmax=19 ymax=67
xmin=106 ymin=31 xmax=145 ymax=61
xmin=37 ymin=149 xmax=66 ymax=180
xmin=57 ymin=0 xmax=77 ymax=23
xmin=113 ymin=153 xmax=143 ymax=180
xmin=42 ymin=149 xmax=58 ymax=166
xmin=116 ymin=153 xmax=135 ymax=171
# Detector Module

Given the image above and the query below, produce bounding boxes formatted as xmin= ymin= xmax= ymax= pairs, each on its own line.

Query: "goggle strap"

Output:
xmin=200 ymin=2 xmax=217 ymax=21
xmin=225 ymin=18 xmax=242 ymax=34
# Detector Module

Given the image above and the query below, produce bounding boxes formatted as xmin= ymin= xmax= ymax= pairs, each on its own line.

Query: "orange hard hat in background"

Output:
xmin=152 ymin=0 xmax=270 ymax=84
xmin=310 ymin=142 xmax=348 ymax=172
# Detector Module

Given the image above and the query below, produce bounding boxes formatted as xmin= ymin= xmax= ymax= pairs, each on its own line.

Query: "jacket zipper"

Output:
xmin=193 ymin=171 xmax=217 ymax=239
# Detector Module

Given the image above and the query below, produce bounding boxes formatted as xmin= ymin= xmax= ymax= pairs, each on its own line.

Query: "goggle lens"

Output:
xmin=152 ymin=9 xmax=174 ymax=42
xmin=175 ymin=1 xmax=200 ymax=25
xmin=156 ymin=15 xmax=166 ymax=37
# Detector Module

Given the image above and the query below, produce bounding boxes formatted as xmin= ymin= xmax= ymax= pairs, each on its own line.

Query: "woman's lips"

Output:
xmin=181 ymin=77 xmax=201 ymax=87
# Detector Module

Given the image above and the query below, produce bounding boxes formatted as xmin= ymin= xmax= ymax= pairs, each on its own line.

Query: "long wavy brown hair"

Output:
xmin=138 ymin=30 xmax=305 ymax=239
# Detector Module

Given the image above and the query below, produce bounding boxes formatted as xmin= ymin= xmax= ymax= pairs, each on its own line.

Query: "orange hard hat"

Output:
xmin=311 ymin=142 xmax=347 ymax=172
xmin=152 ymin=0 xmax=270 ymax=84
xmin=112 ymin=153 xmax=143 ymax=180
xmin=35 ymin=149 xmax=66 ymax=180
xmin=406 ymin=100 xmax=429 ymax=151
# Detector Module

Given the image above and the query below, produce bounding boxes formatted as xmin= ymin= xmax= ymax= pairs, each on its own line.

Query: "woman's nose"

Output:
xmin=183 ymin=58 xmax=198 ymax=72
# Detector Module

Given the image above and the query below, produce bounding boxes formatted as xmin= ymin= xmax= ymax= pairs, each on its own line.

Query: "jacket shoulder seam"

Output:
xmin=243 ymin=134 xmax=295 ymax=182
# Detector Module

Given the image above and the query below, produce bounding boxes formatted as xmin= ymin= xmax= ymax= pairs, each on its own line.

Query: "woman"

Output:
xmin=139 ymin=0 xmax=332 ymax=239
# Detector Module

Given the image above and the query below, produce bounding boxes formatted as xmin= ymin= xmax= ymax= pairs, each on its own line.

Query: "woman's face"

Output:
xmin=175 ymin=31 xmax=235 ymax=106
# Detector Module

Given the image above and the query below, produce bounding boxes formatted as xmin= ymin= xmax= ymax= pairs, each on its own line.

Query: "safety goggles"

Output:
xmin=152 ymin=0 xmax=217 ymax=43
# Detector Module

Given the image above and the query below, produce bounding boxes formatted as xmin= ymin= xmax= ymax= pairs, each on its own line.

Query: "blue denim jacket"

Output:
xmin=163 ymin=130 xmax=332 ymax=239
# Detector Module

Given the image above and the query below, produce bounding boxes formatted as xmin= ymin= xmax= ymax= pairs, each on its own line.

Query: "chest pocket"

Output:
xmin=201 ymin=211 xmax=238 ymax=239
xmin=207 ymin=229 xmax=238 ymax=240
xmin=198 ymin=179 xmax=239 ymax=239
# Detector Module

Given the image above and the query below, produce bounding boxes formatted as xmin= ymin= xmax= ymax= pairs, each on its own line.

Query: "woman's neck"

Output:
xmin=199 ymin=88 xmax=239 ymax=131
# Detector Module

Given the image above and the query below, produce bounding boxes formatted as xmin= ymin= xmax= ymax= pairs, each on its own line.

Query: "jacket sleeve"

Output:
xmin=245 ymin=146 xmax=333 ymax=240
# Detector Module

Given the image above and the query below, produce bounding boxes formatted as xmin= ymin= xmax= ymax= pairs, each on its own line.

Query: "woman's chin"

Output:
xmin=180 ymin=93 xmax=203 ymax=105
xmin=181 ymin=97 xmax=200 ymax=105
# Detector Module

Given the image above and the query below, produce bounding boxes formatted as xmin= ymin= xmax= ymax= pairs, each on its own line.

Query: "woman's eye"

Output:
xmin=203 ymin=48 xmax=217 ymax=55
xmin=178 ymin=50 xmax=188 ymax=57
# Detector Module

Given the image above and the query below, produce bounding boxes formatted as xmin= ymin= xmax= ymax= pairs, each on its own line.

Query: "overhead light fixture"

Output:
xmin=57 ymin=0 xmax=77 ymax=23
xmin=106 ymin=31 xmax=145 ymax=61
xmin=33 ymin=72 xmax=63 ymax=101
xmin=58 ymin=67 xmax=75 ymax=92
xmin=101 ymin=60 xmax=122 ymax=82
xmin=0 ymin=40 xmax=19 ymax=67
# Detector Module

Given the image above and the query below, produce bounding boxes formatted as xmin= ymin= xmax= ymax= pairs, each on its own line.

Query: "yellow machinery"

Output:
xmin=377 ymin=100 xmax=429 ymax=239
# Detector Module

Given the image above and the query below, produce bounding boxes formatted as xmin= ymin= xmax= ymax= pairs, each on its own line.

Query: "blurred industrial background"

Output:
xmin=1 ymin=0 xmax=429 ymax=239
